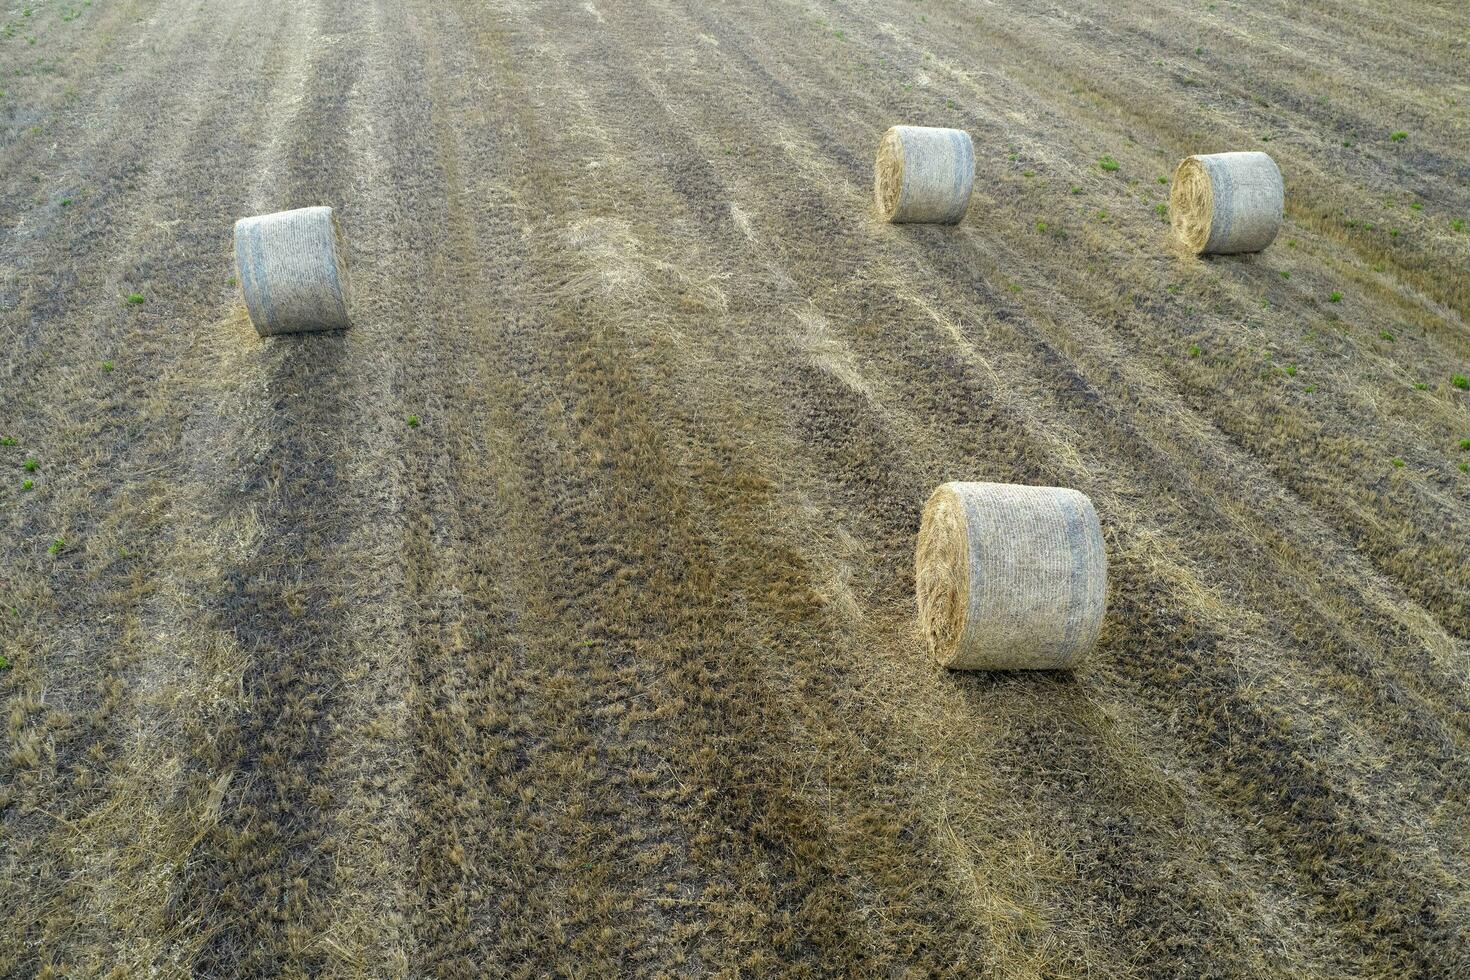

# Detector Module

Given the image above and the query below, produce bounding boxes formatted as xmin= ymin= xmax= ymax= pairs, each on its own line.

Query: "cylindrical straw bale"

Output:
xmin=915 ymin=482 xmax=1107 ymax=670
xmin=1170 ymin=151 xmax=1283 ymax=254
xmin=874 ymin=125 xmax=975 ymax=224
xmin=234 ymin=206 xmax=353 ymax=336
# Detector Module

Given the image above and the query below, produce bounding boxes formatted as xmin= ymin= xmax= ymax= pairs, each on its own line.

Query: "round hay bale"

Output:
xmin=874 ymin=125 xmax=975 ymax=224
xmin=233 ymin=206 xmax=353 ymax=336
xmin=1170 ymin=151 xmax=1283 ymax=255
xmin=915 ymin=481 xmax=1107 ymax=670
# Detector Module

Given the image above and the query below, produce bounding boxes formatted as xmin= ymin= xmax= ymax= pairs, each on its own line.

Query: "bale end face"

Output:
xmin=916 ymin=482 xmax=1107 ymax=670
xmin=915 ymin=484 xmax=971 ymax=662
xmin=1170 ymin=156 xmax=1215 ymax=254
xmin=874 ymin=128 xmax=906 ymax=222
xmin=234 ymin=205 xmax=353 ymax=337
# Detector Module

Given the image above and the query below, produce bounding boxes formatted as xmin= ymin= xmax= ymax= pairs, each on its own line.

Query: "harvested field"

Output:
xmin=2 ymin=0 xmax=1469 ymax=975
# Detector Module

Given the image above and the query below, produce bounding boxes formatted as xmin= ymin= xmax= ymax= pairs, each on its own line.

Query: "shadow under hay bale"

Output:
xmin=874 ymin=125 xmax=975 ymax=224
xmin=1170 ymin=151 xmax=1283 ymax=255
xmin=916 ymin=481 xmax=1107 ymax=670
xmin=233 ymin=206 xmax=353 ymax=337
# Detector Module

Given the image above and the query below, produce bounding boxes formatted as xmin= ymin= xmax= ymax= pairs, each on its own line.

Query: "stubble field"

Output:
xmin=2 ymin=0 xmax=1469 ymax=975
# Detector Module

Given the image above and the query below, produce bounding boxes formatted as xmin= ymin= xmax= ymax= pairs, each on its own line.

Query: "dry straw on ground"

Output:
xmin=916 ymin=482 xmax=1107 ymax=669
xmin=1170 ymin=151 xmax=1283 ymax=254
xmin=874 ymin=125 xmax=975 ymax=224
xmin=234 ymin=206 xmax=354 ymax=336
xmin=8 ymin=0 xmax=1470 ymax=973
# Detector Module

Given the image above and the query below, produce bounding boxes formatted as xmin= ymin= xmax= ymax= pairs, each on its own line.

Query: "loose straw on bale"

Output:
xmin=234 ymin=206 xmax=353 ymax=336
xmin=874 ymin=125 xmax=975 ymax=224
xmin=915 ymin=482 xmax=1107 ymax=670
xmin=1170 ymin=151 xmax=1283 ymax=255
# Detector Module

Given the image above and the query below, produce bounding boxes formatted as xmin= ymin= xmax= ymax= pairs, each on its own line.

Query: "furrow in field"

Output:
xmin=149 ymin=2 xmax=398 ymax=973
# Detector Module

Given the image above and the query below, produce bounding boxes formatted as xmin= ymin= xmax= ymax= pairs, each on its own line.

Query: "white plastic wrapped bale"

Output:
xmin=874 ymin=125 xmax=975 ymax=224
xmin=915 ymin=482 xmax=1108 ymax=670
xmin=234 ymin=206 xmax=353 ymax=336
xmin=1170 ymin=151 xmax=1283 ymax=255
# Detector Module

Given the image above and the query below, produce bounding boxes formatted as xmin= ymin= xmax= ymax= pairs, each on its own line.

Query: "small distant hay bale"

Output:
xmin=1170 ymin=151 xmax=1283 ymax=254
xmin=915 ymin=482 xmax=1107 ymax=670
xmin=874 ymin=125 xmax=975 ymax=224
xmin=234 ymin=206 xmax=353 ymax=336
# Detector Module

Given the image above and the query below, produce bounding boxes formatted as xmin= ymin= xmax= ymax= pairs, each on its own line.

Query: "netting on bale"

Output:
xmin=916 ymin=482 xmax=1107 ymax=670
xmin=234 ymin=206 xmax=353 ymax=336
xmin=874 ymin=125 xmax=975 ymax=224
xmin=1170 ymin=151 xmax=1283 ymax=255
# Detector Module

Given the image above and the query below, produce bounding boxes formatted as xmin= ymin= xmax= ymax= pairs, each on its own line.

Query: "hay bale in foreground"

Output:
xmin=234 ymin=206 xmax=353 ymax=336
xmin=874 ymin=125 xmax=975 ymax=224
xmin=915 ymin=482 xmax=1107 ymax=670
xmin=1170 ymin=151 xmax=1283 ymax=254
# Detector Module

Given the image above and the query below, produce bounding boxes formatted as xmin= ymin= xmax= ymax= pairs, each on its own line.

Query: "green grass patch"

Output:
xmin=1098 ymin=155 xmax=1120 ymax=172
